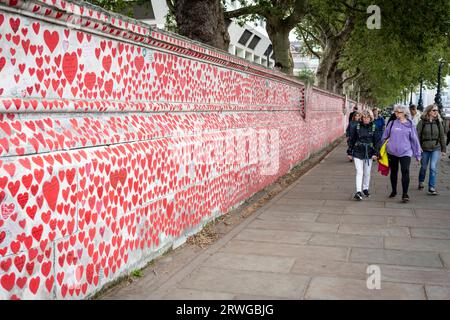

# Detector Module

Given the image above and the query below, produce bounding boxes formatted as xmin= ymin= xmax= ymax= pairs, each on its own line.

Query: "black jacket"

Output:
xmin=347 ymin=122 xmax=382 ymax=160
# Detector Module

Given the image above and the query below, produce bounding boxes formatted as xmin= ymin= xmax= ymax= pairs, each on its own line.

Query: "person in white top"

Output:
xmin=410 ymin=104 xmax=421 ymax=126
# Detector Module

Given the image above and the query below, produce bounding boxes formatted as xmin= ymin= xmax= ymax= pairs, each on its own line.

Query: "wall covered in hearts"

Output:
xmin=0 ymin=0 xmax=354 ymax=299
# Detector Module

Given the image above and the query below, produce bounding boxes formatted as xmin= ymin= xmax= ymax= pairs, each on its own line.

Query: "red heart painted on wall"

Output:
xmin=42 ymin=176 xmax=60 ymax=211
xmin=62 ymin=52 xmax=78 ymax=84
xmin=1 ymin=273 xmax=15 ymax=291
xmin=43 ymin=30 xmax=59 ymax=53
xmin=102 ymin=55 xmax=112 ymax=73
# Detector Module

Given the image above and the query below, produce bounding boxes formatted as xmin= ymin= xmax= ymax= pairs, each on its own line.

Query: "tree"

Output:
xmin=341 ymin=0 xmax=450 ymax=105
xmin=224 ymin=0 xmax=309 ymax=75
xmin=296 ymin=0 xmax=369 ymax=93
xmin=85 ymin=0 xmax=134 ymax=16
xmin=166 ymin=0 xmax=230 ymax=51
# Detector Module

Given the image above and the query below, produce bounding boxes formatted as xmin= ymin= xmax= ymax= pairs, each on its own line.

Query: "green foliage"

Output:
xmin=296 ymin=68 xmax=316 ymax=84
xmin=164 ymin=10 xmax=179 ymax=33
xmin=131 ymin=269 xmax=143 ymax=277
xmin=85 ymin=0 xmax=134 ymax=16
xmin=340 ymin=0 xmax=450 ymax=105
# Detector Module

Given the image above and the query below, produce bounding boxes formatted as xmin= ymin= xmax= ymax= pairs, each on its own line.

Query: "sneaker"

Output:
xmin=353 ymin=192 xmax=363 ymax=201
xmin=418 ymin=182 xmax=424 ymax=190
xmin=363 ymin=189 xmax=370 ymax=197
xmin=428 ymin=187 xmax=438 ymax=195
xmin=389 ymin=191 xmax=397 ymax=198
xmin=402 ymin=194 xmax=410 ymax=203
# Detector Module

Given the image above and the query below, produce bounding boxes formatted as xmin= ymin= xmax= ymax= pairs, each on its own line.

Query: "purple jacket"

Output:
xmin=381 ymin=119 xmax=422 ymax=160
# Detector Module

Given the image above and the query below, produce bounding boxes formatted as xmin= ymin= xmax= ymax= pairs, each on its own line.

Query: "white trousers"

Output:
xmin=354 ymin=158 xmax=373 ymax=192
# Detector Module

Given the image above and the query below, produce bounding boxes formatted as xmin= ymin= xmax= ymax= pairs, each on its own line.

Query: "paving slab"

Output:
xmin=350 ymin=248 xmax=443 ymax=268
xmin=257 ymin=211 xmax=319 ymax=222
xmin=308 ymin=233 xmax=383 ymax=249
xmin=248 ymin=219 xmax=339 ymax=233
xmin=162 ymin=288 xmax=235 ymax=300
xmin=219 ymin=240 xmax=349 ymax=261
xmin=410 ymin=227 xmax=450 ymax=240
xmin=304 ymin=277 xmax=426 ymax=300
xmin=234 ymin=228 xmax=312 ymax=245
xmin=379 ymin=265 xmax=450 ymax=286
xmin=203 ymin=252 xmax=296 ymax=273
xmin=338 ymin=224 xmax=410 ymax=237
xmin=425 ymin=286 xmax=450 ymax=300
xmin=385 ymin=237 xmax=450 ymax=252
xmin=178 ymin=267 xmax=310 ymax=299
xmin=291 ymin=260 xmax=369 ymax=280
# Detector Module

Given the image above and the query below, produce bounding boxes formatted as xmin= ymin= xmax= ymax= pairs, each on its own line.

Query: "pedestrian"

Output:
xmin=347 ymin=110 xmax=381 ymax=200
xmin=372 ymin=107 xmax=385 ymax=135
xmin=417 ymin=104 xmax=446 ymax=195
xmin=446 ymin=119 xmax=450 ymax=158
xmin=381 ymin=104 xmax=422 ymax=203
xmin=348 ymin=106 xmax=358 ymax=123
xmin=346 ymin=112 xmax=362 ymax=162
xmin=386 ymin=111 xmax=397 ymax=125
xmin=346 ymin=111 xmax=362 ymax=140
xmin=409 ymin=104 xmax=421 ymax=126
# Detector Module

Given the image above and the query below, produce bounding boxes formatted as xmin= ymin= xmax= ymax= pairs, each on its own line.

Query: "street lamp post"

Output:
xmin=418 ymin=78 xmax=424 ymax=111
xmin=434 ymin=59 xmax=444 ymax=116
xmin=409 ymin=87 xmax=413 ymax=106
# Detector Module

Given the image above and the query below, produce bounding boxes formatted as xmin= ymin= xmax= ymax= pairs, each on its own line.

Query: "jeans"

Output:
xmin=353 ymin=158 xmax=372 ymax=192
xmin=419 ymin=149 xmax=441 ymax=189
xmin=388 ymin=153 xmax=411 ymax=195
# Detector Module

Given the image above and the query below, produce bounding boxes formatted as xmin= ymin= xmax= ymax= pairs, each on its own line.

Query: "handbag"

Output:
xmin=377 ymin=138 xmax=389 ymax=176
xmin=378 ymin=121 xmax=393 ymax=176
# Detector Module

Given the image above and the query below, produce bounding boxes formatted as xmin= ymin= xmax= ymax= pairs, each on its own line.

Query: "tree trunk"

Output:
xmin=315 ymin=39 xmax=340 ymax=89
xmin=332 ymin=68 xmax=345 ymax=94
xmin=174 ymin=0 xmax=230 ymax=51
xmin=266 ymin=21 xmax=293 ymax=75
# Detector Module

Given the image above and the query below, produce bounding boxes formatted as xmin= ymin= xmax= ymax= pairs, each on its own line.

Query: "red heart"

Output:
xmin=29 ymin=276 xmax=40 ymax=294
xmin=4 ymin=163 xmax=16 ymax=177
xmin=9 ymin=17 xmax=20 ymax=33
xmin=45 ymin=276 xmax=54 ymax=293
xmin=42 ymin=176 xmax=60 ymax=211
xmin=32 ymin=224 xmax=43 ymax=241
xmin=1 ymin=273 xmax=15 ymax=291
xmin=134 ymin=56 xmax=144 ymax=72
xmin=0 ymin=231 xmax=6 ymax=245
xmin=102 ymin=55 xmax=112 ymax=73
xmin=84 ymin=72 xmax=96 ymax=91
xmin=62 ymin=52 xmax=78 ymax=84
xmin=43 ymin=30 xmax=59 ymax=53
xmin=0 ymin=258 xmax=11 ymax=272
xmin=0 ymin=57 xmax=6 ymax=73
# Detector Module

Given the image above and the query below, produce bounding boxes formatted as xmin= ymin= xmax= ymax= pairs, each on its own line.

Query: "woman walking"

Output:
xmin=346 ymin=111 xmax=362 ymax=162
xmin=381 ymin=105 xmax=422 ymax=203
xmin=347 ymin=110 xmax=381 ymax=200
xmin=417 ymin=104 xmax=446 ymax=194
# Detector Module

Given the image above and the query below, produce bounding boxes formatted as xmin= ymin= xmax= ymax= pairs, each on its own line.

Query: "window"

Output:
xmin=132 ymin=2 xmax=155 ymax=20
xmin=247 ymin=35 xmax=261 ymax=50
xmin=264 ymin=44 xmax=273 ymax=57
xmin=238 ymin=30 xmax=253 ymax=46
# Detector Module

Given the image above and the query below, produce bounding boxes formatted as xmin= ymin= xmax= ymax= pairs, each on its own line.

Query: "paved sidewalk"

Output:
xmin=100 ymin=141 xmax=450 ymax=300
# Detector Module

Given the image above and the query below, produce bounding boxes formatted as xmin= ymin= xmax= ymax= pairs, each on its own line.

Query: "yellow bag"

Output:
xmin=379 ymin=139 xmax=389 ymax=167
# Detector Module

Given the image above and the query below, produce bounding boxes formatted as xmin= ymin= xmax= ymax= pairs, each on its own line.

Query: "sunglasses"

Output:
xmin=431 ymin=109 xmax=438 ymax=112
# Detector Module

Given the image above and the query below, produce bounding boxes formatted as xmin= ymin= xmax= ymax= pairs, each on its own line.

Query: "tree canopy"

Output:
xmin=89 ymin=0 xmax=450 ymax=106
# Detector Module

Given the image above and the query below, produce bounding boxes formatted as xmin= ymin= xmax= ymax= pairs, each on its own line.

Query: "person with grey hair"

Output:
xmin=380 ymin=105 xmax=422 ymax=203
xmin=417 ymin=104 xmax=446 ymax=194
